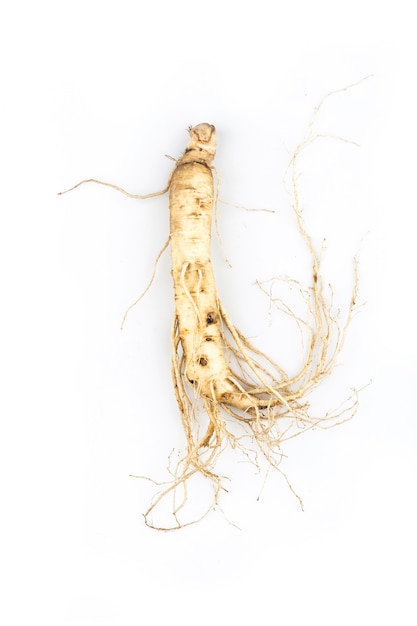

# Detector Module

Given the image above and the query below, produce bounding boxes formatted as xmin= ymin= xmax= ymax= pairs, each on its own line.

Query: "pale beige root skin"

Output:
xmin=142 ymin=122 xmax=360 ymax=530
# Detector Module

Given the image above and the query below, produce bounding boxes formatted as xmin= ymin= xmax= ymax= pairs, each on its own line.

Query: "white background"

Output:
xmin=1 ymin=1 xmax=416 ymax=624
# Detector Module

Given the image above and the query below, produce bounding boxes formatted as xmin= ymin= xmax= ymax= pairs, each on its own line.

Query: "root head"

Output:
xmin=185 ymin=123 xmax=216 ymax=163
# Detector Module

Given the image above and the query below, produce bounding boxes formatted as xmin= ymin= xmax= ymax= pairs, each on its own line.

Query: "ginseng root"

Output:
xmin=159 ymin=123 xmax=359 ymax=529
xmin=61 ymin=117 xmax=361 ymax=530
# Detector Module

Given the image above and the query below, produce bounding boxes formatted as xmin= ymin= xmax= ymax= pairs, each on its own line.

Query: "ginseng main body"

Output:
xmin=170 ymin=125 xmax=232 ymax=404
xmin=170 ymin=124 xmax=279 ymax=413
